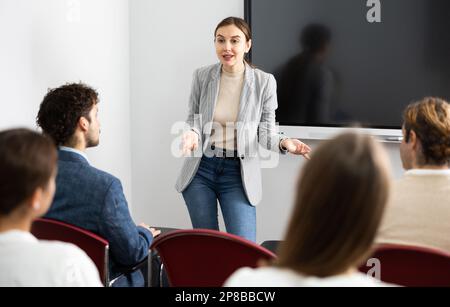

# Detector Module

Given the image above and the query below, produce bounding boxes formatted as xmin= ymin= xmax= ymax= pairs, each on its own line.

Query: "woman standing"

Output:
xmin=176 ymin=17 xmax=311 ymax=242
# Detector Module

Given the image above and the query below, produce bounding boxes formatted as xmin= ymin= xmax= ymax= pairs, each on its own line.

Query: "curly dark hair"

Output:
xmin=36 ymin=83 xmax=98 ymax=146
xmin=403 ymin=97 xmax=450 ymax=166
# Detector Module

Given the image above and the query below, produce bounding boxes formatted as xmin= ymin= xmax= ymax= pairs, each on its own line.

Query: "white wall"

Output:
xmin=129 ymin=0 xmax=244 ymax=227
xmin=0 ymin=0 xmax=133 ymax=203
xmin=129 ymin=0 xmax=405 ymax=243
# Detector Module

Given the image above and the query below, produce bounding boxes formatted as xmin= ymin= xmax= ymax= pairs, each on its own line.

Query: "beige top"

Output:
xmin=210 ymin=67 xmax=245 ymax=151
xmin=377 ymin=169 xmax=450 ymax=253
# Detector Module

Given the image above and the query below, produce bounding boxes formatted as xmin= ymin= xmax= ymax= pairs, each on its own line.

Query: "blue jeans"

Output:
xmin=182 ymin=155 xmax=256 ymax=242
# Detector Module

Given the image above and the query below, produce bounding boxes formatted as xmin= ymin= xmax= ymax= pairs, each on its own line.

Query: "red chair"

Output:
xmin=359 ymin=244 xmax=450 ymax=287
xmin=31 ymin=218 xmax=109 ymax=286
xmin=150 ymin=229 xmax=277 ymax=287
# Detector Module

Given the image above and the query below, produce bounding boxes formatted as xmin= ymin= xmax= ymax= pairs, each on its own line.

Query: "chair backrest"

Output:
xmin=359 ymin=244 xmax=450 ymax=287
xmin=150 ymin=229 xmax=277 ymax=287
xmin=31 ymin=218 xmax=109 ymax=285
xmin=260 ymin=240 xmax=281 ymax=255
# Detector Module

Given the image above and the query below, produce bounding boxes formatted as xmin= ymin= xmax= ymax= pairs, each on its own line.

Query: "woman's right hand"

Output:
xmin=182 ymin=130 xmax=199 ymax=156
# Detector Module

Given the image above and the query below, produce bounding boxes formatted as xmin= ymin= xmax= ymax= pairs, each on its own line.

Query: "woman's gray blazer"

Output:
xmin=175 ymin=63 xmax=286 ymax=206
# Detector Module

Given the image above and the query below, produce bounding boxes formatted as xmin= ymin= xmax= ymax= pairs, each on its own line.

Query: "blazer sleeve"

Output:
xmin=258 ymin=74 xmax=286 ymax=153
xmin=98 ymin=178 xmax=153 ymax=267
xmin=185 ymin=69 xmax=203 ymax=141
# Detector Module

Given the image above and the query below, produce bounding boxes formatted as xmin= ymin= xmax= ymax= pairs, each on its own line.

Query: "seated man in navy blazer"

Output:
xmin=37 ymin=83 xmax=160 ymax=287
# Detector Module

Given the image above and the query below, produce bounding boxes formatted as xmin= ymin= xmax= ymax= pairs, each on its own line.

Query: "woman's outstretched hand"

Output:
xmin=182 ymin=131 xmax=199 ymax=156
xmin=281 ymin=138 xmax=312 ymax=160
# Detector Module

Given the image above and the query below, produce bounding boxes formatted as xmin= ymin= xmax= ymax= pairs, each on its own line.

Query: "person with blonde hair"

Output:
xmin=377 ymin=97 xmax=450 ymax=252
xmin=225 ymin=132 xmax=392 ymax=286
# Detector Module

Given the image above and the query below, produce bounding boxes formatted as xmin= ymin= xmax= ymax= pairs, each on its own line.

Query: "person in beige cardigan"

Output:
xmin=377 ymin=97 xmax=450 ymax=252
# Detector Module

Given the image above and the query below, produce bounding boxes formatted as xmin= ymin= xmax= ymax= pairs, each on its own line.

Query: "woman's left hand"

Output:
xmin=281 ymin=138 xmax=312 ymax=160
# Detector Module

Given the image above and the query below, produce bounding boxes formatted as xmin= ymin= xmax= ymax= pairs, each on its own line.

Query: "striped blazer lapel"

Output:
xmin=203 ymin=64 xmax=222 ymax=135
xmin=237 ymin=64 xmax=255 ymax=155
xmin=237 ymin=64 xmax=255 ymax=123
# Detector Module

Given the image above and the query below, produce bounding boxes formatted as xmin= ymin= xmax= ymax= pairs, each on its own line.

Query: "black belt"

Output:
xmin=210 ymin=145 xmax=241 ymax=160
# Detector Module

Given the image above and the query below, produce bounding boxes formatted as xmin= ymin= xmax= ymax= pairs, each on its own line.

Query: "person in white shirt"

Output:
xmin=0 ymin=128 xmax=102 ymax=287
xmin=225 ymin=133 xmax=393 ymax=287
xmin=377 ymin=97 xmax=450 ymax=252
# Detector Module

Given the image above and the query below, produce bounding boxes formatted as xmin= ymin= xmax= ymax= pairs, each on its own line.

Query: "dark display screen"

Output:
xmin=246 ymin=0 xmax=450 ymax=128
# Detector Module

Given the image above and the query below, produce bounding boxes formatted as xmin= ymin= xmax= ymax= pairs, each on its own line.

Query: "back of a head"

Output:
xmin=403 ymin=97 xmax=450 ymax=166
xmin=36 ymin=83 xmax=98 ymax=146
xmin=0 ymin=129 xmax=57 ymax=217
xmin=278 ymin=132 xmax=391 ymax=277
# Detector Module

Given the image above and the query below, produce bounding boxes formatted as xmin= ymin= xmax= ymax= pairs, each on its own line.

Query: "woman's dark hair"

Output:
xmin=36 ymin=83 xmax=98 ymax=146
xmin=403 ymin=97 xmax=450 ymax=166
xmin=277 ymin=133 xmax=391 ymax=277
xmin=215 ymin=17 xmax=253 ymax=66
xmin=0 ymin=128 xmax=57 ymax=216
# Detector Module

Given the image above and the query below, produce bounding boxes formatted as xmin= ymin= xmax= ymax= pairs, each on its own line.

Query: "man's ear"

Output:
xmin=409 ymin=130 xmax=418 ymax=149
xmin=29 ymin=188 xmax=43 ymax=213
xmin=78 ymin=117 xmax=89 ymax=133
